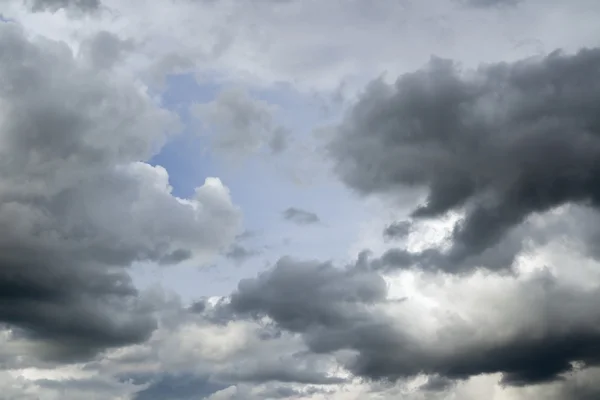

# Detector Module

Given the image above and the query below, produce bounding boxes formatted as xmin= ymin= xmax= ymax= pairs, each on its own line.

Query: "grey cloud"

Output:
xmin=343 ymin=271 xmax=600 ymax=387
xmin=80 ymin=31 xmax=135 ymax=70
xmin=0 ymin=24 xmax=240 ymax=362
xmin=0 ymin=260 xmax=156 ymax=362
xmin=225 ymin=244 xmax=261 ymax=265
xmin=374 ymin=204 xmax=600 ymax=274
xmin=371 ymin=209 xmax=557 ymax=273
xmin=213 ymin=333 xmax=346 ymax=387
xmin=144 ymin=53 xmax=196 ymax=90
xmin=7 ymin=260 xmax=600 ymax=397
xmin=282 ymin=207 xmax=320 ymax=225
xmin=456 ymin=0 xmax=521 ymax=8
xmin=34 ymin=378 xmax=131 ymax=397
xmin=330 ymin=48 xmax=600 ymax=272
xmin=17 ymin=0 xmax=101 ymax=12
xmin=258 ymin=385 xmax=331 ymax=399
xmin=192 ymin=87 xmax=290 ymax=161
xmin=159 ymin=248 xmax=194 ymax=266
xmin=133 ymin=373 xmax=229 ymax=400
xmin=552 ymin=377 xmax=600 ymax=400
xmin=110 ymin=314 xmax=343 ymax=396
xmin=268 ymin=126 xmax=289 ymax=155
xmin=205 ymin=383 xmax=332 ymax=400
xmin=209 ymin=256 xmax=600 ymax=388
xmin=188 ymin=300 xmax=207 ymax=314
xmin=420 ymin=375 xmax=455 ymax=392
xmin=225 ymin=257 xmax=387 ymax=332
xmin=383 ymin=221 xmax=412 ymax=240
xmin=219 ymin=356 xmax=346 ymax=385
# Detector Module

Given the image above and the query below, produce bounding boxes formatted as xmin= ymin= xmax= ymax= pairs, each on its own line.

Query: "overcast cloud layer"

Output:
xmin=2 ymin=0 xmax=600 ymax=399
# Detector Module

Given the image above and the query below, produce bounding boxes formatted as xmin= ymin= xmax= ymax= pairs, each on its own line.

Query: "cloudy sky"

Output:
xmin=2 ymin=0 xmax=600 ymax=398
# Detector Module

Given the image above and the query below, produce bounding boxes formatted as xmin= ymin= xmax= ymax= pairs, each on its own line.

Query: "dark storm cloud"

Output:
xmin=282 ymin=207 xmax=320 ymax=225
xmin=0 ymin=24 xmax=239 ymax=362
xmin=371 ymin=206 xmax=561 ymax=274
xmin=209 ymin=256 xmax=600 ymax=387
xmin=330 ymin=48 xmax=600 ymax=272
xmin=0 ymin=256 xmax=155 ymax=361
xmin=344 ymin=272 xmax=600 ymax=387
xmin=225 ymin=257 xmax=387 ymax=332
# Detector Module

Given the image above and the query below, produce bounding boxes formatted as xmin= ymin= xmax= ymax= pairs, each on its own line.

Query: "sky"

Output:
xmin=2 ymin=0 xmax=600 ymax=399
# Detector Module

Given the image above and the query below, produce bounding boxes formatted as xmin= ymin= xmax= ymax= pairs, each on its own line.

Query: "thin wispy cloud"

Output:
xmin=282 ymin=207 xmax=321 ymax=225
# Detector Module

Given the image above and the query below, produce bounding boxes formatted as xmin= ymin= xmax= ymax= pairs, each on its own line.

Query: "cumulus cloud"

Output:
xmin=194 ymin=253 xmax=600 ymax=391
xmin=0 ymin=24 xmax=240 ymax=362
xmin=330 ymin=48 xmax=600 ymax=272
xmin=224 ymin=257 xmax=387 ymax=330
xmin=5 ymin=1 xmax=600 ymax=399
xmin=68 ymin=295 xmax=345 ymax=400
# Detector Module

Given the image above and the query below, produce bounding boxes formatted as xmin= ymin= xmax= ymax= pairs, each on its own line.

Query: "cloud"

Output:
xmin=223 ymin=231 xmax=262 ymax=265
xmin=268 ymin=126 xmax=289 ymax=154
xmin=6 ymin=1 xmax=600 ymax=399
xmin=282 ymin=208 xmax=320 ymax=225
xmin=419 ymin=375 xmax=455 ymax=392
xmin=217 ymin=354 xmax=347 ymax=385
xmin=546 ymin=369 xmax=600 ymax=400
xmin=370 ymin=203 xmax=600 ymax=275
xmin=79 ymin=30 xmax=135 ymax=70
xmin=222 ymin=257 xmax=387 ymax=331
xmin=60 ymin=294 xmax=344 ymax=399
xmin=133 ymin=373 xmax=229 ymax=400
xmin=346 ymin=272 xmax=600 ymax=386
xmin=33 ymin=377 xmax=135 ymax=399
xmin=225 ymin=244 xmax=261 ymax=265
xmin=204 ymin=384 xmax=331 ymax=400
xmin=0 ymin=24 xmax=240 ymax=362
xmin=200 ymin=253 xmax=600 ymax=389
xmin=330 ymin=48 xmax=600 ymax=272
xmin=383 ymin=221 xmax=412 ymax=240
xmin=8 ymin=0 xmax=600 ymax=100
xmin=5 ymin=0 xmax=102 ymax=12
xmin=192 ymin=87 xmax=290 ymax=161
xmin=456 ymin=0 xmax=522 ymax=8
